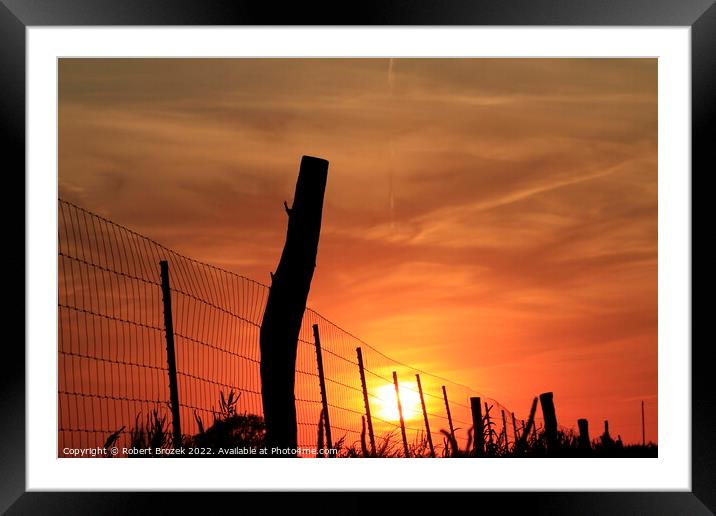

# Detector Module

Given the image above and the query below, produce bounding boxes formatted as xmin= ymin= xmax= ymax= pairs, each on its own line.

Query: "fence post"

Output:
xmin=442 ymin=386 xmax=456 ymax=443
xmin=470 ymin=397 xmax=484 ymax=456
xmin=539 ymin=391 xmax=558 ymax=452
xmin=501 ymin=409 xmax=508 ymax=450
xmin=601 ymin=419 xmax=614 ymax=448
xmin=260 ymin=156 xmax=328 ymax=453
xmin=159 ymin=260 xmax=182 ymax=449
xmin=312 ymin=324 xmax=332 ymax=455
xmin=355 ymin=347 xmax=376 ymax=455
xmin=393 ymin=371 xmax=410 ymax=457
xmin=415 ymin=374 xmax=435 ymax=457
xmin=641 ymin=400 xmax=646 ymax=446
xmin=511 ymin=412 xmax=519 ymax=446
xmin=577 ymin=418 xmax=591 ymax=450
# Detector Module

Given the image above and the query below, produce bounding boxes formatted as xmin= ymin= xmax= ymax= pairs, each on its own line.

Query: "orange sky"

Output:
xmin=58 ymin=58 xmax=658 ymax=444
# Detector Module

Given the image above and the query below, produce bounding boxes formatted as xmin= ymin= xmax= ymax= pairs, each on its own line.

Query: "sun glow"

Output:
xmin=374 ymin=382 xmax=423 ymax=422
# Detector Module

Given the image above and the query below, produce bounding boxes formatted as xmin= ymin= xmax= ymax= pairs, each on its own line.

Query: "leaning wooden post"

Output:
xmin=415 ymin=374 xmax=435 ymax=457
xmin=577 ymin=418 xmax=591 ymax=450
xmin=393 ymin=371 xmax=410 ymax=457
xmin=159 ymin=260 xmax=182 ymax=449
xmin=501 ymin=409 xmax=508 ymax=450
xmin=539 ymin=391 xmax=558 ymax=452
xmin=442 ymin=386 xmax=456 ymax=442
xmin=470 ymin=397 xmax=485 ymax=456
xmin=511 ymin=412 xmax=519 ymax=445
xmin=312 ymin=324 xmax=332 ymax=455
xmin=260 ymin=156 xmax=328 ymax=454
xmin=355 ymin=347 xmax=376 ymax=455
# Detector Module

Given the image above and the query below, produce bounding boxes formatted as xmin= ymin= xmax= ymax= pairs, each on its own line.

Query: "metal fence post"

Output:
xmin=442 ymin=385 xmax=455 ymax=443
xmin=415 ymin=374 xmax=435 ymax=457
xmin=470 ymin=396 xmax=484 ymax=456
xmin=159 ymin=260 xmax=182 ymax=448
xmin=312 ymin=324 xmax=332 ymax=455
xmin=355 ymin=347 xmax=376 ymax=455
xmin=393 ymin=371 xmax=410 ymax=457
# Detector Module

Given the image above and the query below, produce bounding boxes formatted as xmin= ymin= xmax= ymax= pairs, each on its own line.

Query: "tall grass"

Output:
xmin=190 ymin=390 xmax=266 ymax=453
xmin=105 ymin=389 xmax=657 ymax=458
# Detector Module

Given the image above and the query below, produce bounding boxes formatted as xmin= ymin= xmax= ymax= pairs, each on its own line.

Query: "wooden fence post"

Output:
xmin=641 ymin=400 xmax=646 ymax=446
xmin=539 ymin=391 xmax=558 ymax=452
xmin=355 ymin=347 xmax=376 ymax=455
xmin=577 ymin=418 xmax=591 ymax=450
xmin=260 ymin=156 xmax=328 ymax=454
xmin=416 ymin=374 xmax=435 ymax=457
xmin=159 ymin=260 xmax=182 ymax=449
xmin=601 ymin=419 xmax=615 ymax=448
xmin=312 ymin=324 xmax=332 ymax=455
xmin=442 ymin=386 xmax=456 ymax=443
xmin=470 ymin=397 xmax=484 ymax=456
xmin=393 ymin=371 xmax=410 ymax=457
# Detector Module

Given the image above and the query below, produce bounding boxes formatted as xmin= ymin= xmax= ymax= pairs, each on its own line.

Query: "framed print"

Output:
xmin=3 ymin=0 xmax=713 ymax=513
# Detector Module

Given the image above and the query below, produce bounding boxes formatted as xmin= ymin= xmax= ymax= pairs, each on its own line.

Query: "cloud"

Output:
xmin=59 ymin=58 xmax=658 ymax=443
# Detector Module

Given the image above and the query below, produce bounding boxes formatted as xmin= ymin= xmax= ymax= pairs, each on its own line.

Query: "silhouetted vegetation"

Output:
xmin=128 ymin=410 xmax=171 ymax=457
xmin=108 ymin=387 xmax=656 ymax=458
xmin=189 ymin=390 xmax=266 ymax=455
xmin=111 ymin=391 xmax=265 ymax=457
xmin=337 ymin=428 xmax=403 ymax=458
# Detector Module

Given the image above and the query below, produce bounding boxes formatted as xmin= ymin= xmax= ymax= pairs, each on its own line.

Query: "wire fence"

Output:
xmin=58 ymin=199 xmax=548 ymax=457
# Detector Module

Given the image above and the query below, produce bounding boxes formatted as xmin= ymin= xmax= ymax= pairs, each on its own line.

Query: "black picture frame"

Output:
xmin=3 ymin=1 xmax=712 ymax=513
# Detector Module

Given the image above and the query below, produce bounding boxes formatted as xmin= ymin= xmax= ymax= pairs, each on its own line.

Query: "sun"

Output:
xmin=374 ymin=382 xmax=423 ymax=422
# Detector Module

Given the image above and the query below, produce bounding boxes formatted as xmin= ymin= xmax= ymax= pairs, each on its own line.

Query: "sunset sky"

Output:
xmin=59 ymin=58 xmax=657 ymax=444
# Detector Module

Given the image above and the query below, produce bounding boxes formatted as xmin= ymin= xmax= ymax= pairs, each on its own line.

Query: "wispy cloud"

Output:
xmin=59 ymin=58 xmax=658 ymax=443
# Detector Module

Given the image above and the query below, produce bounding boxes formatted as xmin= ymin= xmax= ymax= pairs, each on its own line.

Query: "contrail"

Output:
xmin=387 ymin=58 xmax=395 ymax=230
xmin=389 ymin=142 xmax=395 ymax=230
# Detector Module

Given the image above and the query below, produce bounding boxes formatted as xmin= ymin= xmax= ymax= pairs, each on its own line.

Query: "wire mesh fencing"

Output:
xmin=58 ymin=199 xmax=533 ymax=457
